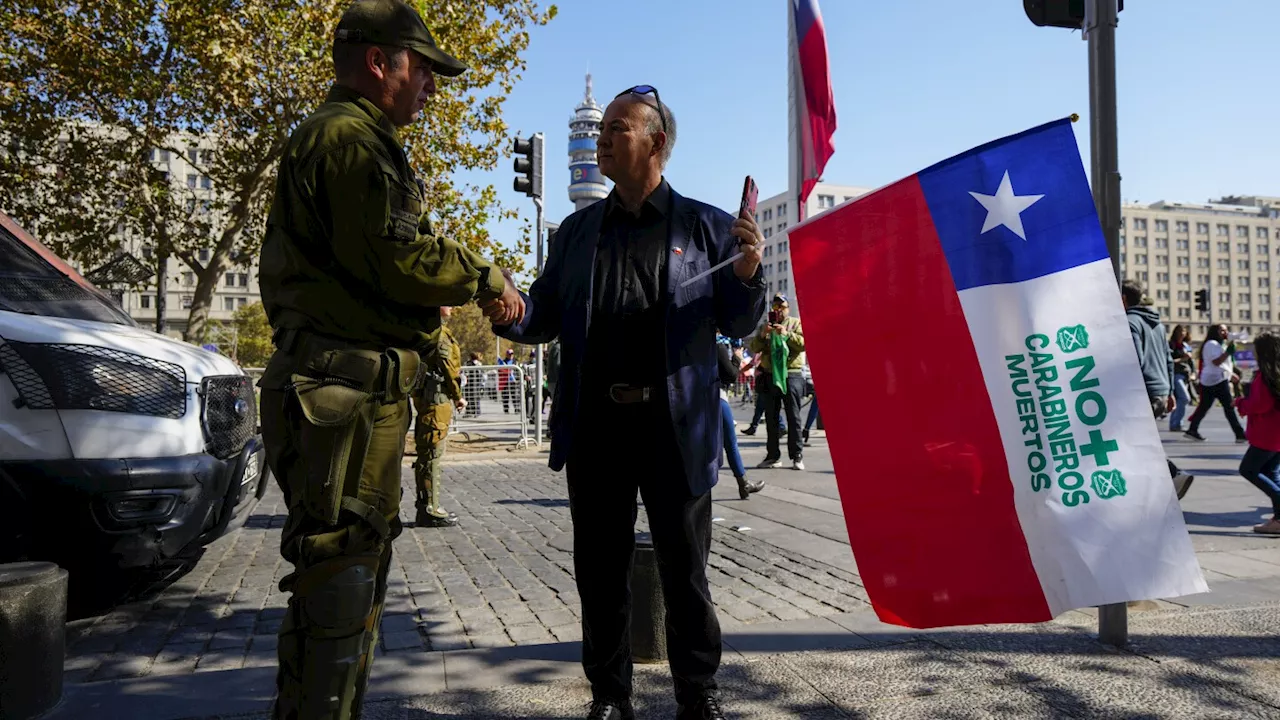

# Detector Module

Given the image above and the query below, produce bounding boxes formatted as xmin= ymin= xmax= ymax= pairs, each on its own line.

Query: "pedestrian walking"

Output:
xmin=255 ymin=1 xmax=523 ymax=715
xmin=1234 ymin=331 xmax=1280 ymax=535
xmin=498 ymin=347 xmax=520 ymax=413
xmin=749 ymin=293 xmax=806 ymax=470
xmin=1185 ymin=323 xmax=1247 ymax=443
xmin=718 ymin=338 xmax=763 ymax=499
xmin=493 ymin=85 xmax=767 ymax=720
xmin=802 ymin=393 xmax=820 ymax=446
xmin=1121 ymin=281 xmax=1194 ymax=498
xmin=1168 ymin=324 xmax=1195 ymax=432
xmin=410 ymin=306 xmax=465 ymax=528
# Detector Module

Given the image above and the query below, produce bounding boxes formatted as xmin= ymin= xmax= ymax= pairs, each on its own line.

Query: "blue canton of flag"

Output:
xmin=917 ymin=119 xmax=1110 ymax=292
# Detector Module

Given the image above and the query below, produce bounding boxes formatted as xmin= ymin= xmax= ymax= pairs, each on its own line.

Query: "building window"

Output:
xmin=181 ymin=294 xmax=193 ymax=309
xmin=1217 ymin=224 xmax=1229 ymax=236
xmin=1197 ymin=222 xmax=1209 ymax=234
xmin=1177 ymin=290 xmax=1190 ymax=301
xmin=1217 ymin=259 xmax=1229 ymax=269
xmin=1197 ymin=241 xmax=1209 ymax=251
xmin=238 ymin=297 xmax=247 ymax=308
xmin=1219 ymin=276 xmax=1231 ymax=285
xmin=1159 ymin=306 xmax=1169 ymax=317
xmin=187 ymin=173 xmax=197 ymax=188
xmin=183 ymin=272 xmax=195 ymax=286
xmin=1178 ymin=307 xmax=1190 ymax=318
xmin=1238 ymin=276 xmax=1250 ymax=287
xmin=763 ymin=228 xmax=772 ymax=239
xmin=1218 ymin=242 xmax=1230 ymax=252
xmin=1238 ymin=226 xmax=1250 ymax=238
xmin=1176 ymin=239 xmax=1189 ymax=250
xmin=1155 ymin=238 xmax=1168 ymax=249
xmin=1261 ymin=278 xmax=1271 ymax=288
xmin=1177 ymin=273 xmax=1190 ymax=284
xmin=1134 ymin=219 xmax=1147 ymax=230
xmin=1262 ymin=311 xmax=1273 ymax=321
xmin=817 ymin=195 xmax=835 ymax=209
xmin=1197 ymin=258 xmax=1209 ymax=267
xmin=1219 ymin=292 xmax=1231 ymax=303
xmin=1176 ymin=256 xmax=1189 ymax=267
xmin=1242 ymin=310 xmax=1252 ymax=320
xmin=1176 ymin=221 xmax=1189 ymax=233
xmin=1260 ymin=261 xmax=1271 ymax=272
xmin=763 ymin=209 xmax=773 ymax=221
xmin=140 ymin=295 xmax=152 ymax=309
xmin=142 ymin=245 xmax=154 ymax=259
xmin=1156 ymin=255 xmax=1168 ymax=266
xmin=1157 ymin=289 xmax=1170 ymax=300
xmin=1262 ymin=294 xmax=1272 ymax=305
xmin=1259 ymin=245 xmax=1270 ymax=255
xmin=187 ymin=148 xmax=198 ymax=163
xmin=1238 ymin=243 xmax=1250 ymax=254
xmin=1155 ymin=220 xmax=1168 ymax=232
xmin=1134 ymin=237 xmax=1147 ymax=247
xmin=238 ymin=273 xmax=249 ymax=287
xmin=1238 ymin=260 xmax=1250 ymax=270
xmin=1157 ymin=272 xmax=1169 ymax=282
xmin=201 ymin=176 xmax=212 ymax=190
xmin=1239 ymin=293 xmax=1251 ymax=305
xmin=224 ymin=297 xmax=235 ymax=311
xmin=777 ymin=202 xmax=787 ymax=218
xmin=1260 ymin=227 xmax=1270 ymax=239
xmin=1139 ymin=271 xmax=1148 ymax=281
xmin=199 ymin=249 xmax=210 ymax=262
xmin=1136 ymin=254 xmax=1147 ymax=265
xmin=1197 ymin=274 xmax=1210 ymax=285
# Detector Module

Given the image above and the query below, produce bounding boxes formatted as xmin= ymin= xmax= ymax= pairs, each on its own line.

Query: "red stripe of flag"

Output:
xmin=789 ymin=178 xmax=1050 ymax=628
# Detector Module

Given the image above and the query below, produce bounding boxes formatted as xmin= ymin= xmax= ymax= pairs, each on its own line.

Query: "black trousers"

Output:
xmin=1187 ymin=379 xmax=1246 ymax=439
xmin=567 ymin=393 xmax=721 ymax=704
xmin=763 ymin=372 xmax=804 ymax=461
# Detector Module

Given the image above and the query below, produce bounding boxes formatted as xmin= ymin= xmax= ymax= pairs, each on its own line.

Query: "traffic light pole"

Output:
xmin=533 ymin=134 xmax=546 ymax=447
xmin=1088 ymin=0 xmax=1128 ymax=648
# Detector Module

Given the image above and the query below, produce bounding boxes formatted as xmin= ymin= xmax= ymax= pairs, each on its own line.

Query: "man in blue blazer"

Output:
xmin=495 ymin=85 xmax=766 ymax=720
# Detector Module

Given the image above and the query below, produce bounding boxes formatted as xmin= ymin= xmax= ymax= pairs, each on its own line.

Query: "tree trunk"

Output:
xmin=155 ymin=246 xmax=168 ymax=335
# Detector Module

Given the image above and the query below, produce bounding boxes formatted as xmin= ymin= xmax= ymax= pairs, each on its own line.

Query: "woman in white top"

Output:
xmin=1185 ymin=324 xmax=1247 ymax=442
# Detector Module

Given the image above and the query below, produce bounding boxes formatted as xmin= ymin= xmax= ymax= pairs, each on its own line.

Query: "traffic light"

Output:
xmin=1023 ymin=0 xmax=1122 ymax=29
xmin=512 ymin=134 xmax=543 ymax=199
xmin=1194 ymin=289 xmax=1209 ymax=313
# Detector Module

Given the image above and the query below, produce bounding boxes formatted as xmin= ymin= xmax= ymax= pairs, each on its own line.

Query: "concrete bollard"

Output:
xmin=630 ymin=533 xmax=667 ymax=664
xmin=0 ymin=562 xmax=68 ymax=720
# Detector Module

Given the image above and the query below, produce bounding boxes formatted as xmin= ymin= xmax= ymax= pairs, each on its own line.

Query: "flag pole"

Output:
xmin=787 ymin=0 xmax=803 ymax=227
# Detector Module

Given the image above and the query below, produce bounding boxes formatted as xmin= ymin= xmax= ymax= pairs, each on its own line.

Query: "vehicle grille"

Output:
xmin=201 ymin=375 xmax=257 ymax=459
xmin=0 ymin=340 xmax=186 ymax=418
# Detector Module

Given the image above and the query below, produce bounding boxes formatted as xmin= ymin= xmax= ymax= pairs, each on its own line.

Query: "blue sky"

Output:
xmin=458 ymin=0 xmax=1279 ymax=257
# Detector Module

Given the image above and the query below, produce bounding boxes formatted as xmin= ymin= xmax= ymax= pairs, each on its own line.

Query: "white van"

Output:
xmin=0 ymin=212 xmax=269 ymax=570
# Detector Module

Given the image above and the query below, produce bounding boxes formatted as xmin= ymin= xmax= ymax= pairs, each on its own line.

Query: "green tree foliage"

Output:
xmin=0 ymin=0 xmax=554 ymax=342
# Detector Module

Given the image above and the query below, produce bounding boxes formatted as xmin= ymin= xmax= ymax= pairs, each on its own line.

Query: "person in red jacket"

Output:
xmin=1234 ymin=331 xmax=1280 ymax=535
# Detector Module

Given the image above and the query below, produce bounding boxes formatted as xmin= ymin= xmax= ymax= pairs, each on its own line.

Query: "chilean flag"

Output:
xmin=790 ymin=0 xmax=836 ymax=206
xmin=790 ymin=119 xmax=1206 ymax=628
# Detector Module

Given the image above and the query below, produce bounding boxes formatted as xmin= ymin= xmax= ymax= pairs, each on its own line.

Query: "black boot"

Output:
xmin=415 ymin=506 xmax=459 ymax=527
xmin=736 ymin=475 xmax=764 ymax=500
xmin=678 ymin=692 xmax=725 ymax=720
xmin=586 ymin=699 xmax=635 ymax=720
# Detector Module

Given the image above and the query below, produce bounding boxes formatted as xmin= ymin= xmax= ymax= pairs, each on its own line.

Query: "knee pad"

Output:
xmin=300 ymin=558 xmax=378 ymax=636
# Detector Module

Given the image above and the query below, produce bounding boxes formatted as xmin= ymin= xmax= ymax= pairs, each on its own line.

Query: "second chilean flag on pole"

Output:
xmin=790 ymin=119 xmax=1207 ymax=629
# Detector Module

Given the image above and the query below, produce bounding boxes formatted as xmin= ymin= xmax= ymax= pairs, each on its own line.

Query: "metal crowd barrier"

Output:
xmin=454 ymin=364 xmax=533 ymax=449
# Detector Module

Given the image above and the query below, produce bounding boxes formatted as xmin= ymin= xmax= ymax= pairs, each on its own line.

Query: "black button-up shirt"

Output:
xmin=584 ymin=179 xmax=672 ymax=389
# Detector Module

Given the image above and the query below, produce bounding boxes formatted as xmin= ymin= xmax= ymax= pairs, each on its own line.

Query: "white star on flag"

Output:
xmin=969 ymin=171 xmax=1044 ymax=241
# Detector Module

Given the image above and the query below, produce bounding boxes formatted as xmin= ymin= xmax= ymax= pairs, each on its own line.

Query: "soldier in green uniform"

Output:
xmin=410 ymin=306 xmax=464 ymax=527
xmin=255 ymin=1 xmax=523 ymax=717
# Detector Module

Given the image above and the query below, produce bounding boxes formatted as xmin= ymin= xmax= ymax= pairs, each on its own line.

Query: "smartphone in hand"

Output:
xmin=739 ymin=175 xmax=758 ymax=219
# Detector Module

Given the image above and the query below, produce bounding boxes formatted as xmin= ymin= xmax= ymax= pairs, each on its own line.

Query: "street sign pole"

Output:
xmin=533 ymin=132 xmax=546 ymax=447
xmin=1088 ymin=0 xmax=1128 ymax=648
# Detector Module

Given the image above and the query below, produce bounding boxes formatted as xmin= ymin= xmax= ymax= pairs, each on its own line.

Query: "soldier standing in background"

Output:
xmin=255 ymin=1 xmax=523 ymax=717
xmin=411 ymin=306 xmax=464 ymax=527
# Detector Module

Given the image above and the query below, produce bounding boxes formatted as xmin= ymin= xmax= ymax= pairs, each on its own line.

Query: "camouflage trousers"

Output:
xmin=411 ymin=388 xmax=454 ymax=518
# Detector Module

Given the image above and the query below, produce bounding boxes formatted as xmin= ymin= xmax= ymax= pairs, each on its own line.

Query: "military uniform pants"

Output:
xmin=261 ymin=387 xmax=409 ymax=720
xmin=411 ymin=390 xmax=453 ymax=518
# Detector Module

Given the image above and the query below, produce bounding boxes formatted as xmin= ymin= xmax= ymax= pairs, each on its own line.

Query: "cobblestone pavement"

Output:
xmin=63 ymin=457 xmax=872 ymax=684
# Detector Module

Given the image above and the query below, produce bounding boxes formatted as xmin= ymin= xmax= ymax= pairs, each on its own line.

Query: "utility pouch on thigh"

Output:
xmin=384 ymin=348 xmax=422 ymax=403
xmin=292 ymin=375 xmax=378 ymax=526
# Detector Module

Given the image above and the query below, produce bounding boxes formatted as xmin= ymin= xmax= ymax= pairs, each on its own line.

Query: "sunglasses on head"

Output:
xmin=615 ymin=84 xmax=667 ymax=136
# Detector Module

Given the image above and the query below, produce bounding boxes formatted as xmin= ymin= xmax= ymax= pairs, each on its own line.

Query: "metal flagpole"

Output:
xmin=787 ymin=0 xmax=803 ymax=228
xmin=1087 ymin=0 xmax=1128 ymax=648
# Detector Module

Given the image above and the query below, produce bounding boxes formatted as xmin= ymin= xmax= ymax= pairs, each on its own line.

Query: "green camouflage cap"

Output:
xmin=335 ymin=0 xmax=467 ymax=77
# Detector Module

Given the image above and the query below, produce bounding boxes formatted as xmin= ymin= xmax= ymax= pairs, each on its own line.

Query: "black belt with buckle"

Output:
xmin=609 ymin=383 xmax=656 ymax=404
